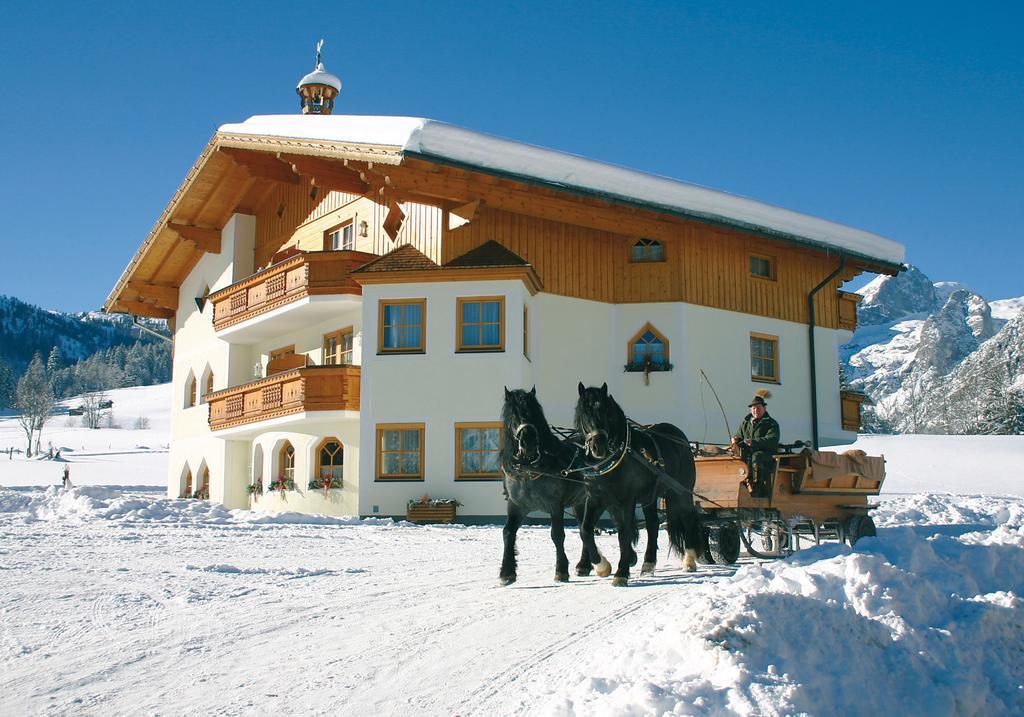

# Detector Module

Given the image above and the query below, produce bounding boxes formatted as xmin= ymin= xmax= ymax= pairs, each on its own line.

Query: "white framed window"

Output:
xmin=325 ymin=222 xmax=355 ymax=251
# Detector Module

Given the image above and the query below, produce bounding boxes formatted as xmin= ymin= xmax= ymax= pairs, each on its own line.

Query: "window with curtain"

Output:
xmin=325 ymin=222 xmax=354 ymax=251
xmin=456 ymin=423 xmax=503 ymax=480
xmin=376 ymin=424 xmax=424 ymax=480
xmin=750 ymin=333 xmax=780 ymax=382
xmin=323 ymin=328 xmax=354 ymax=365
xmin=379 ymin=300 xmax=425 ymax=353
xmin=457 ymin=297 xmax=504 ymax=351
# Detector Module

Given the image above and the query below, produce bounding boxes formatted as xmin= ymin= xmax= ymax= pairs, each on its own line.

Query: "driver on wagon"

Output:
xmin=730 ymin=389 xmax=780 ymax=497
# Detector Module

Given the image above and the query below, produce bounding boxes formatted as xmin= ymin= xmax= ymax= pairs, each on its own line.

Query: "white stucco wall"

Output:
xmin=358 ymin=280 xmax=530 ymax=518
xmin=357 ymin=284 xmax=854 ymax=518
xmin=166 ymin=227 xmax=853 ymax=519
xmin=167 ymin=214 xmax=256 ymax=506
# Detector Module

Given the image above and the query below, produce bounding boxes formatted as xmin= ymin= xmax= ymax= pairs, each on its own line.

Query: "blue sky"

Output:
xmin=1 ymin=1 xmax=1020 ymax=312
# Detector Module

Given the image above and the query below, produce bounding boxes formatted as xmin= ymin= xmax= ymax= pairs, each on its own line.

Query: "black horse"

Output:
xmin=574 ymin=382 xmax=702 ymax=585
xmin=499 ymin=387 xmax=611 ymax=585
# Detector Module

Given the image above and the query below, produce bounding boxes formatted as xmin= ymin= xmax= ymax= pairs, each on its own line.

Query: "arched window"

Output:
xmin=317 ymin=438 xmax=344 ymax=487
xmin=205 ymin=371 xmax=214 ymax=397
xmin=185 ymin=374 xmax=197 ymax=408
xmin=198 ymin=467 xmax=210 ymax=499
xmin=627 ymin=323 xmax=670 ymax=370
xmin=279 ymin=441 xmax=295 ymax=481
xmin=630 ymin=238 xmax=664 ymax=263
xmin=182 ymin=468 xmax=193 ymax=498
xmin=252 ymin=445 xmax=264 ymax=484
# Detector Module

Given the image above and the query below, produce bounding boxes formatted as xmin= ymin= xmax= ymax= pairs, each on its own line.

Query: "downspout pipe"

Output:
xmin=807 ymin=254 xmax=846 ymax=449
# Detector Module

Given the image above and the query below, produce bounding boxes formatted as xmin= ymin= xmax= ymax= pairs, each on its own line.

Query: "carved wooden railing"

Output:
xmin=210 ymin=250 xmax=377 ymax=331
xmin=837 ymin=290 xmax=862 ymax=332
xmin=207 ymin=366 xmax=361 ymax=431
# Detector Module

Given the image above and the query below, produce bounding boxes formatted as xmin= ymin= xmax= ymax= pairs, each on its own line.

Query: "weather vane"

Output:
xmin=316 ymin=39 xmax=324 ymax=66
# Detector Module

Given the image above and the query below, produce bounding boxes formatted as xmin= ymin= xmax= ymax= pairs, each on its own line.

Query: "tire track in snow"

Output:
xmin=455 ymin=587 xmax=668 ymax=715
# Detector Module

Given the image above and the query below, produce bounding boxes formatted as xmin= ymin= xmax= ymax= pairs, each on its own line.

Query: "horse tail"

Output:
xmin=663 ymin=486 xmax=701 ymax=572
xmin=663 ymin=492 xmax=689 ymax=556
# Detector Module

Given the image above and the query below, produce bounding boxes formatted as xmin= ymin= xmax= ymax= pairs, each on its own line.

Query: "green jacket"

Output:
xmin=733 ymin=413 xmax=781 ymax=453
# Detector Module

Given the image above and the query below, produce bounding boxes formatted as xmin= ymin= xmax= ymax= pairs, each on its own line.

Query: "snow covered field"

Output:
xmin=1 ymin=384 xmax=1022 ymax=715
xmin=0 ymin=384 xmax=169 ymax=489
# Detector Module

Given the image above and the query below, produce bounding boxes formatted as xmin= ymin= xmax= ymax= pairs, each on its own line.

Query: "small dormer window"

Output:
xmin=630 ymin=238 xmax=664 ymax=263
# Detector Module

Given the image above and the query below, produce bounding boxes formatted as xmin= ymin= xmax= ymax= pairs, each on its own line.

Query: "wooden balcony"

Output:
xmin=837 ymin=290 xmax=862 ymax=332
xmin=207 ymin=366 xmax=360 ymax=432
xmin=210 ymin=250 xmax=377 ymax=334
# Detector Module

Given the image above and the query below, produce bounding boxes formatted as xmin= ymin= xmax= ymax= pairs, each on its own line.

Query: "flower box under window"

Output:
xmin=406 ymin=498 xmax=459 ymax=524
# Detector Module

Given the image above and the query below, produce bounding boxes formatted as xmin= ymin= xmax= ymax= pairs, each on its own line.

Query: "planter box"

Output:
xmin=406 ymin=503 xmax=457 ymax=524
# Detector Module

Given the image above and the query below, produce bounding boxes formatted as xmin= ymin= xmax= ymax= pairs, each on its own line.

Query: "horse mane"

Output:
xmin=574 ymin=385 xmax=626 ymax=441
xmin=500 ymin=389 xmax=561 ymax=460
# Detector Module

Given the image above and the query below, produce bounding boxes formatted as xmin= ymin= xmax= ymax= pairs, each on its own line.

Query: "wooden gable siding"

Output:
xmin=442 ymin=207 xmax=848 ymax=328
xmin=252 ymin=178 xmax=443 ymax=269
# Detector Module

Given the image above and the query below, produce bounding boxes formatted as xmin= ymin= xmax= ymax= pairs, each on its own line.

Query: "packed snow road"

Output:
xmin=1 ymin=487 xmax=1022 ymax=716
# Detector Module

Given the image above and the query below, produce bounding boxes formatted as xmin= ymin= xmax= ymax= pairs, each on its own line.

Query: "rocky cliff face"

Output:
xmin=857 ymin=265 xmax=939 ymax=326
xmin=842 ymin=267 xmax=1022 ymax=434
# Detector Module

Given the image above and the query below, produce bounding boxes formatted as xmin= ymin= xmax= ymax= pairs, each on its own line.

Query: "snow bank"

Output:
xmin=0 ymin=485 xmax=394 ymax=527
xmin=548 ymin=499 xmax=1024 ymax=716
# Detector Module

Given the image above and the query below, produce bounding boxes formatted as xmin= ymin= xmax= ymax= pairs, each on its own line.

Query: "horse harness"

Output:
xmin=506 ymin=418 xmax=726 ymax=508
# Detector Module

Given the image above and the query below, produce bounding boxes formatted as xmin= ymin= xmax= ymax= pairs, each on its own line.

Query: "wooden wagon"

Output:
xmin=691 ymin=446 xmax=885 ymax=564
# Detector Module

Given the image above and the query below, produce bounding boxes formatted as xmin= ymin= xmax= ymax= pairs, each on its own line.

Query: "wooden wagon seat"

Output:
xmin=794 ymin=449 xmax=885 ymax=493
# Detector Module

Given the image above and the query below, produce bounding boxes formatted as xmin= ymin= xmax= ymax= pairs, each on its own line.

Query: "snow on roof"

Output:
xmin=296 ymin=63 xmax=341 ymax=91
xmin=217 ymin=114 xmax=905 ymax=266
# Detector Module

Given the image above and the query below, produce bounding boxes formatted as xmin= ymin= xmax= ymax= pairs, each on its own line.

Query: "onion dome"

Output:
xmin=296 ymin=40 xmax=341 ymax=115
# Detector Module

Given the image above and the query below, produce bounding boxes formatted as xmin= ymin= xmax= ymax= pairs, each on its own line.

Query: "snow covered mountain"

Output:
xmin=842 ymin=267 xmax=1023 ymax=433
xmin=0 ymin=295 xmax=168 ymax=374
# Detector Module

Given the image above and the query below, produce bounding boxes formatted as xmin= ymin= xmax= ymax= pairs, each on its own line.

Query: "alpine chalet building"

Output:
xmin=105 ymin=58 xmax=904 ymax=519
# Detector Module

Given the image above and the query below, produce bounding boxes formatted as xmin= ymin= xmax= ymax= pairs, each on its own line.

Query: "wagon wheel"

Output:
xmin=707 ymin=522 xmax=741 ymax=565
xmin=844 ymin=514 xmax=877 ymax=547
xmin=740 ymin=520 xmax=789 ymax=560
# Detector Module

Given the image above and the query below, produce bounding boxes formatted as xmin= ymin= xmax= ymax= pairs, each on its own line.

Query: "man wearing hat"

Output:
xmin=731 ymin=389 xmax=780 ymax=497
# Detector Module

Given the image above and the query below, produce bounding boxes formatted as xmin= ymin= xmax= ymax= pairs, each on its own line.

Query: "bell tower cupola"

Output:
xmin=296 ymin=39 xmax=341 ymax=115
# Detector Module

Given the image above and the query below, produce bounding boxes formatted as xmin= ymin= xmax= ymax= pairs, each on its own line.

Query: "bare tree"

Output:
xmin=80 ymin=390 xmax=109 ymax=429
xmin=16 ymin=355 xmax=55 ymax=458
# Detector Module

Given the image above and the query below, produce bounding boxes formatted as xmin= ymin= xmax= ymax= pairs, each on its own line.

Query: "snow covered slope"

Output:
xmin=0 ymin=383 xmax=170 ymax=488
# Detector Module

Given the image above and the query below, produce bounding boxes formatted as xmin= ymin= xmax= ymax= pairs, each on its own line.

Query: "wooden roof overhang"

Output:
xmin=108 ymin=132 xmax=900 ymax=319
xmin=104 ymin=132 xmax=405 ymax=318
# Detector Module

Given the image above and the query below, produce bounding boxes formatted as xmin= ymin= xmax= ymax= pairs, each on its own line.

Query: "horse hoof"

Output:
xmin=554 ymin=573 xmax=569 ymax=583
xmin=640 ymin=562 xmax=656 ymax=575
xmin=499 ymin=575 xmax=517 ymax=586
xmin=611 ymin=576 xmax=628 ymax=587
xmin=576 ymin=567 xmax=592 ymax=577
xmin=595 ymin=558 xmax=612 ymax=578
